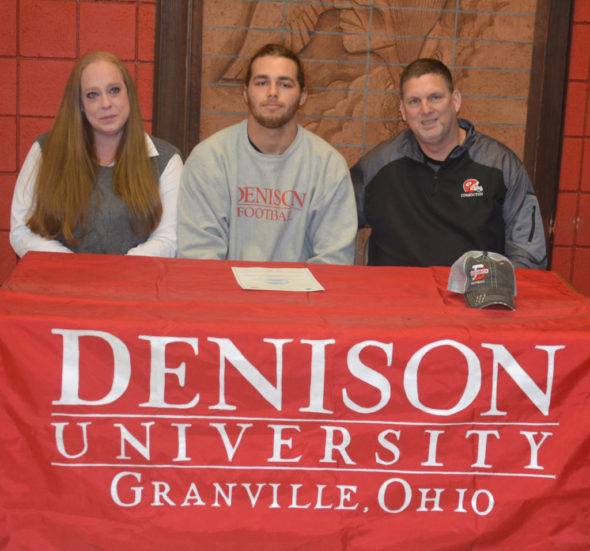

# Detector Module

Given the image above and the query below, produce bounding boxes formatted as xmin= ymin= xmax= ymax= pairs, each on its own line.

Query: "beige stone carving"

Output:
xmin=201 ymin=0 xmax=535 ymax=163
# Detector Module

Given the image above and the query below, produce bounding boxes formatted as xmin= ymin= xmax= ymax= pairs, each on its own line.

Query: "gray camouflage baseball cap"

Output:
xmin=447 ymin=250 xmax=517 ymax=310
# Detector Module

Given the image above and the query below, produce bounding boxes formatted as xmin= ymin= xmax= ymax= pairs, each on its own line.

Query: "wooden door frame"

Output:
xmin=152 ymin=0 xmax=574 ymax=266
xmin=153 ymin=0 xmax=203 ymax=160
xmin=524 ymin=0 xmax=573 ymax=263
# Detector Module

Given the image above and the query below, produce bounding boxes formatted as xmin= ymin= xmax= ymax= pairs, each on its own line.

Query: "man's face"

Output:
xmin=400 ymin=73 xmax=461 ymax=149
xmin=243 ymin=55 xmax=307 ymax=129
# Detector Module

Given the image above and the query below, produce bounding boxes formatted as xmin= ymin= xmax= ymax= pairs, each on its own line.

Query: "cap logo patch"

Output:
xmin=470 ymin=263 xmax=488 ymax=282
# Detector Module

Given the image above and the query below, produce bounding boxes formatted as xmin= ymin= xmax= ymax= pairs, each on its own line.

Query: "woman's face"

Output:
xmin=80 ymin=60 xmax=130 ymax=142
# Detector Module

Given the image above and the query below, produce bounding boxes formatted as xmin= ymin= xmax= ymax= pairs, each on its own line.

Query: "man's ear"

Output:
xmin=243 ymin=86 xmax=249 ymax=105
xmin=299 ymin=88 xmax=308 ymax=107
xmin=452 ymin=89 xmax=461 ymax=113
xmin=399 ymin=101 xmax=407 ymax=122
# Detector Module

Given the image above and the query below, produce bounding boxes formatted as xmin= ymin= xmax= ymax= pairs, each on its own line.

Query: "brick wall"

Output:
xmin=0 ymin=0 xmax=155 ymax=282
xmin=552 ymin=0 xmax=590 ymax=295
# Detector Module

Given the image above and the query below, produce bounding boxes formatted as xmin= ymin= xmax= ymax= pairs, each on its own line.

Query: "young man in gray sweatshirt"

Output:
xmin=178 ymin=43 xmax=357 ymax=264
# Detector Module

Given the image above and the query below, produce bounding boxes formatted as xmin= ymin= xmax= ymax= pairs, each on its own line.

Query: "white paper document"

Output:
xmin=231 ymin=267 xmax=324 ymax=292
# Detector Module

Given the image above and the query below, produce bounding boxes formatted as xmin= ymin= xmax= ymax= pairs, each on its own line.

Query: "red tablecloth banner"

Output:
xmin=1 ymin=252 xmax=589 ymax=550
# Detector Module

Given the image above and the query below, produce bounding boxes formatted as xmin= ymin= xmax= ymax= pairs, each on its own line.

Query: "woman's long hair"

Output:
xmin=27 ymin=51 xmax=162 ymax=247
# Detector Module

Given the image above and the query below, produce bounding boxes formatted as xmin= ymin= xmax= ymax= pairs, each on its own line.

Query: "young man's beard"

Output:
xmin=248 ymin=99 xmax=300 ymax=129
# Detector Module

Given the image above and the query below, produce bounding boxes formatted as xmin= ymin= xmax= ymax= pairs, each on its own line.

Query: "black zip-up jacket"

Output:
xmin=351 ymin=119 xmax=547 ymax=269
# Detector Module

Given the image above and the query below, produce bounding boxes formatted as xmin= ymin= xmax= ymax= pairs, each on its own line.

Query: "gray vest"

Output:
xmin=39 ymin=135 xmax=179 ymax=254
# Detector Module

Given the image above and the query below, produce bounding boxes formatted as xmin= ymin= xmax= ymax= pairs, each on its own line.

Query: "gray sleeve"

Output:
xmin=350 ymin=136 xmax=403 ymax=229
xmin=502 ymin=159 xmax=547 ymax=269
xmin=307 ymin=169 xmax=358 ymax=265
xmin=177 ymin=145 xmax=231 ymax=260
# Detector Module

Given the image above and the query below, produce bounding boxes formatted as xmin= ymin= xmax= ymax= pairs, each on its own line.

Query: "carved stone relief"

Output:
xmin=200 ymin=0 xmax=536 ymax=166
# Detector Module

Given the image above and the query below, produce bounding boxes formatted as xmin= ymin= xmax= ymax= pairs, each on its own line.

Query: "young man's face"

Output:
xmin=243 ymin=55 xmax=307 ymax=129
xmin=400 ymin=73 xmax=461 ymax=150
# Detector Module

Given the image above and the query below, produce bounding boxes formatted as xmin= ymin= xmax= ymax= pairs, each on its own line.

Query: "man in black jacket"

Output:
xmin=351 ymin=58 xmax=547 ymax=269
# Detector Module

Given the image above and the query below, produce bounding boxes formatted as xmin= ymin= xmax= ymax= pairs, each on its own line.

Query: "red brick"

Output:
xmin=0 ymin=117 xmax=17 ymax=172
xmin=564 ymin=81 xmax=587 ymax=136
xmin=568 ymin=24 xmax=590 ymax=81
xmin=0 ymin=174 xmax=17 ymax=230
xmin=80 ymin=3 xmax=137 ymax=61
xmin=559 ymin=137 xmax=583 ymax=190
xmin=19 ymin=0 xmax=77 ymax=58
xmin=574 ymin=0 xmax=590 ymax=23
xmin=550 ymin=246 xmax=573 ymax=281
xmin=137 ymin=63 xmax=154 ymax=121
xmin=19 ymin=117 xmax=53 ymax=168
xmin=0 ymin=58 xmax=17 ymax=115
xmin=122 ymin=61 xmax=135 ymax=81
xmin=0 ymin=231 xmax=18 ymax=283
xmin=571 ymin=247 xmax=590 ymax=297
xmin=0 ymin=0 xmax=17 ymax=56
xmin=575 ymin=193 xmax=590 ymax=246
xmin=19 ymin=59 xmax=74 ymax=117
xmin=553 ymin=192 xmax=579 ymax=246
xmin=138 ymin=4 xmax=156 ymax=62
xmin=582 ymin=139 xmax=590 ymax=192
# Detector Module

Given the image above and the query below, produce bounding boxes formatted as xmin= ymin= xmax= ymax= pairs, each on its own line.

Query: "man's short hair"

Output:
xmin=244 ymin=43 xmax=306 ymax=90
xmin=400 ymin=58 xmax=454 ymax=97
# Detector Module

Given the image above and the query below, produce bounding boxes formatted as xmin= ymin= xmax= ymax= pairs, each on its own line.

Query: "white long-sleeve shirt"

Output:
xmin=10 ymin=134 xmax=182 ymax=258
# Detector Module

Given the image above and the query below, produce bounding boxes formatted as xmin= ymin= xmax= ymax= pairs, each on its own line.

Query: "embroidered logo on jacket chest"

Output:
xmin=460 ymin=178 xmax=484 ymax=198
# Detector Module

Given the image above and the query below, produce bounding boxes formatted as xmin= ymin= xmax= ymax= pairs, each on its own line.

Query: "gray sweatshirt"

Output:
xmin=178 ymin=120 xmax=357 ymax=264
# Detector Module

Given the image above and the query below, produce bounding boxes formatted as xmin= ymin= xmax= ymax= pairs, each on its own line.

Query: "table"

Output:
xmin=1 ymin=252 xmax=589 ymax=550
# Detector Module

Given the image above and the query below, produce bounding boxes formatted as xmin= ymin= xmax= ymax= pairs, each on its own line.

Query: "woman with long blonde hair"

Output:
xmin=10 ymin=50 xmax=182 ymax=257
